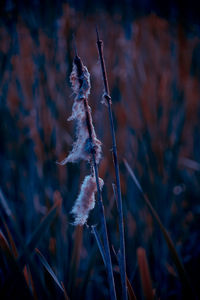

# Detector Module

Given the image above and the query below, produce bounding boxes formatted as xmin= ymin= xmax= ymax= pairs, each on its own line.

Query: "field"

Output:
xmin=0 ymin=2 xmax=200 ymax=299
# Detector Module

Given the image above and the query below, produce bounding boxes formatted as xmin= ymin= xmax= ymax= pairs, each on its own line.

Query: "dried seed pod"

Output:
xmin=71 ymin=174 xmax=104 ymax=225
xmin=58 ymin=59 xmax=102 ymax=165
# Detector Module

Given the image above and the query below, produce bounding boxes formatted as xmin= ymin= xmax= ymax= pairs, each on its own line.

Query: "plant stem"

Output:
xmin=91 ymin=225 xmax=106 ymax=266
xmin=73 ymin=51 xmax=117 ymax=300
xmin=96 ymin=28 xmax=128 ymax=300
xmin=84 ymin=97 xmax=117 ymax=300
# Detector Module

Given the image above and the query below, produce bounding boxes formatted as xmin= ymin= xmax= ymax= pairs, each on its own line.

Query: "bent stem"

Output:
xmin=96 ymin=28 xmax=128 ymax=300
xmin=73 ymin=50 xmax=117 ymax=300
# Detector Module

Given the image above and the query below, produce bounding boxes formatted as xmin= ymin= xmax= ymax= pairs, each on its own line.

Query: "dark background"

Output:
xmin=0 ymin=0 xmax=200 ymax=299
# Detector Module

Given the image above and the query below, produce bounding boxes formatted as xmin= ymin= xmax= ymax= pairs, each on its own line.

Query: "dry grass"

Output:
xmin=0 ymin=4 xmax=200 ymax=299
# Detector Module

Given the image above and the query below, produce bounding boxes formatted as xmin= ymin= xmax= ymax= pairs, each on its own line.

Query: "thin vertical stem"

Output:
xmin=84 ymin=97 xmax=117 ymax=300
xmin=73 ymin=51 xmax=117 ymax=300
xmin=91 ymin=225 xmax=106 ymax=266
xmin=96 ymin=28 xmax=128 ymax=300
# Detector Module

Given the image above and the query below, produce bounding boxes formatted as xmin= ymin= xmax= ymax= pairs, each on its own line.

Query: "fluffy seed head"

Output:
xmin=58 ymin=59 xmax=102 ymax=165
xmin=70 ymin=61 xmax=91 ymax=100
xmin=71 ymin=174 xmax=104 ymax=225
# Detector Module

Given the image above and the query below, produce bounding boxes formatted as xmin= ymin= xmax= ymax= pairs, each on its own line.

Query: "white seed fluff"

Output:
xmin=70 ymin=63 xmax=91 ymax=100
xmin=58 ymin=61 xmax=102 ymax=165
xmin=71 ymin=175 xmax=104 ymax=225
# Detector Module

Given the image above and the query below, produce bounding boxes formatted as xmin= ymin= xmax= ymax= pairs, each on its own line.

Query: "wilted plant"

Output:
xmin=58 ymin=59 xmax=101 ymax=166
xmin=57 ymin=46 xmax=103 ymax=226
xmin=58 ymin=45 xmax=117 ymax=299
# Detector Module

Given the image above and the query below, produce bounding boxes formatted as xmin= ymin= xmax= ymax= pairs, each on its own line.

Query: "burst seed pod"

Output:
xmin=71 ymin=174 xmax=104 ymax=225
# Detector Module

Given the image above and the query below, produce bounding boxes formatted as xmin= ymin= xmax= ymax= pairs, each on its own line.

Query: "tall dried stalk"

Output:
xmin=96 ymin=28 xmax=128 ymax=300
xmin=69 ymin=49 xmax=117 ymax=300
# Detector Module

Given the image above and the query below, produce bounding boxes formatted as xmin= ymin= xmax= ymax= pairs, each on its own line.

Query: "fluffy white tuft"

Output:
xmin=70 ymin=63 xmax=91 ymax=100
xmin=58 ymin=61 xmax=102 ymax=165
xmin=71 ymin=175 xmax=104 ymax=225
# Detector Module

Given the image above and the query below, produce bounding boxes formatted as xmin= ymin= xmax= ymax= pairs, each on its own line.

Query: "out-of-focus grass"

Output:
xmin=0 ymin=4 xmax=200 ymax=299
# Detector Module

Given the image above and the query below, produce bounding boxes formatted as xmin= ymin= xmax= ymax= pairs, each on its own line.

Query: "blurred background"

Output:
xmin=0 ymin=0 xmax=200 ymax=299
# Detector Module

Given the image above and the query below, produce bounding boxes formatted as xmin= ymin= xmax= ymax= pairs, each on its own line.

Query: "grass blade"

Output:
xmin=23 ymin=264 xmax=38 ymax=300
xmin=126 ymin=276 xmax=137 ymax=300
xmin=0 ymin=188 xmax=12 ymax=217
xmin=35 ymin=248 xmax=65 ymax=293
xmin=124 ymin=159 xmax=197 ymax=299
xmin=92 ymin=226 xmax=137 ymax=300
xmin=112 ymin=246 xmax=137 ymax=300
xmin=0 ymin=231 xmax=33 ymax=299
xmin=68 ymin=225 xmax=83 ymax=296
xmin=137 ymin=247 xmax=154 ymax=300
xmin=91 ymin=225 xmax=106 ymax=266
xmin=61 ymin=282 xmax=70 ymax=300
xmin=18 ymin=198 xmax=62 ymax=267
xmin=79 ymin=242 xmax=101 ymax=300
xmin=0 ymin=192 xmax=53 ymax=299
xmin=0 ymin=191 xmax=50 ymax=298
xmin=3 ymin=221 xmax=18 ymax=258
